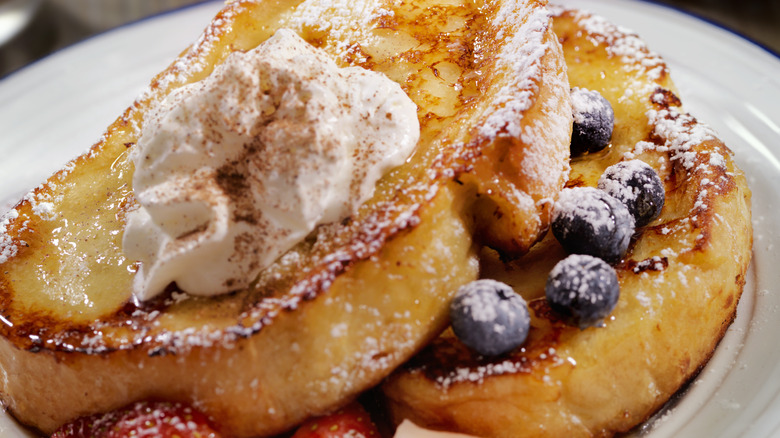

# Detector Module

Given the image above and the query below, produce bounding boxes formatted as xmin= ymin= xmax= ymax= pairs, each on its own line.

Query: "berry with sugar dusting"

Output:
xmin=552 ymin=187 xmax=635 ymax=264
xmin=450 ymin=279 xmax=530 ymax=356
xmin=598 ymin=160 xmax=665 ymax=227
xmin=291 ymin=401 xmax=379 ymax=438
xmin=51 ymin=400 xmax=221 ymax=438
xmin=570 ymin=87 xmax=614 ymax=156
xmin=545 ymin=254 xmax=620 ymax=329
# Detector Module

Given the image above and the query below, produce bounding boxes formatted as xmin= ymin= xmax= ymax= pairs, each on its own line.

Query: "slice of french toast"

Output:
xmin=382 ymin=6 xmax=753 ymax=437
xmin=0 ymin=0 xmax=571 ymax=436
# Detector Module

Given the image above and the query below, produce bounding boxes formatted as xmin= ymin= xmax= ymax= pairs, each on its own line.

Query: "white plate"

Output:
xmin=0 ymin=0 xmax=778 ymax=436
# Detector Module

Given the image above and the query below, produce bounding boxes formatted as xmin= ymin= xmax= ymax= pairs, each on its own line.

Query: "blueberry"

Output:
xmin=551 ymin=187 xmax=635 ymax=264
xmin=449 ymin=279 xmax=530 ymax=356
xmin=545 ymin=254 xmax=620 ymax=329
xmin=570 ymin=87 xmax=615 ymax=156
xmin=598 ymin=160 xmax=665 ymax=227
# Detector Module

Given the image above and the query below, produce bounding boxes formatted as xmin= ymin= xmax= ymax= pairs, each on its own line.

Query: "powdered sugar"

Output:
xmin=554 ymin=187 xmax=633 ymax=233
xmin=431 ymin=345 xmax=568 ymax=389
xmin=283 ymin=0 xmax=392 ymax=61
xmin=709 ymin=151 xmax=726 ymax=168
xmin=550 ymin=6 xmax=668 ymax=105
xmin=571 ymin=86 xmax=611 ymax=125
xmin=599 ymin=163 xmax=642 ymax=205
xmin=478 ymin=2 xmax=551 ymax=140
xmin=30 ymin=201 xmax=55 ymax=220
xmin=624 ymin=140 xmax=666 ymax=159
xmin=573 ymin=10 xmax=666 ymax=82
xmin=548 ymin=254 xmax=615 ymax=303
xmin=0 ymin=184 xmax=63 ymax=265
xmin=647 ymin=108 xmax=717 ymax=170
xmin=0 ymin=209 xmax=19 ymax=264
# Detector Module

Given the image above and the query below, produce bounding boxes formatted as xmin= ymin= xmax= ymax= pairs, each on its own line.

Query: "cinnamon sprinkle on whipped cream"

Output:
xmin=123 ymin=29 xmax=419 ymax=300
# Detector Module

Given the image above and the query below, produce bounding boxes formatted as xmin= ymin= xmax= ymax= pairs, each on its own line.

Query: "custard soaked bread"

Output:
xmin=0 ymin=0 xmax=571 ymax=436
xmin=382 ymin=6 xmax=753 ymax=437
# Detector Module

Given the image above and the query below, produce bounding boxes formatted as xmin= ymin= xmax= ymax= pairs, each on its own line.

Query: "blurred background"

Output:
xmin=0 ymin=0 xmax=208 ymax=77
xmin=0 ymin=0 xmax=778 ymax=78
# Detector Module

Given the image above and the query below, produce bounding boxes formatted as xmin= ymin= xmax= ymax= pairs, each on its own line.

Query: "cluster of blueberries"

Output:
xmin=450 ymin=88 xmax=666 ymax=357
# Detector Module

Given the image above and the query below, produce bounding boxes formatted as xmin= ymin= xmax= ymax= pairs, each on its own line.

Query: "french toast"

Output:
xmin=382 ymin=6 xmax=753 ymax=437
xmin=0 ymin=0 xmax=571 ymax=436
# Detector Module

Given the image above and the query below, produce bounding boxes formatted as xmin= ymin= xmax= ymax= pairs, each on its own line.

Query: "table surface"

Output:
xmin=0 ymin=0 xmax=778 ymax=78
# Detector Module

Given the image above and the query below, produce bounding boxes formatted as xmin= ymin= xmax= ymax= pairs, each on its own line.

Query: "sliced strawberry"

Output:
xmin=50 ymin=400 xmax=221 ymax=438
xmin=291 ymin=401 xmax=380 ymax=437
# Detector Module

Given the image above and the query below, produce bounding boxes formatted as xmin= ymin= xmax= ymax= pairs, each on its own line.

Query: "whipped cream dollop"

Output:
xmin=123 ymin=29 xmax=419 ymax=300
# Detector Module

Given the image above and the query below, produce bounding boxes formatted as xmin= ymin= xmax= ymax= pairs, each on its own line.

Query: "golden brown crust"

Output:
xmin=381 ymin=7 xmax=753 ymax=437
xmin=0 ymin=0 xmax=571 ymax=436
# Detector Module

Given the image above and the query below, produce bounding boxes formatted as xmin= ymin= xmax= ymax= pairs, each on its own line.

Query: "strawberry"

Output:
xmin=50 ymin=400 xmax=221 ymax=438
xmin=291 ymin=402 xmax=380 ymax=438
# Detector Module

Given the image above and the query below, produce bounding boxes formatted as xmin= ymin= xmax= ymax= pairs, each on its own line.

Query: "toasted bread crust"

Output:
xmin=0 ymin=0 xmax=571 ymax=436
xmin=382 ymin=8 xmax=753 ymax=437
